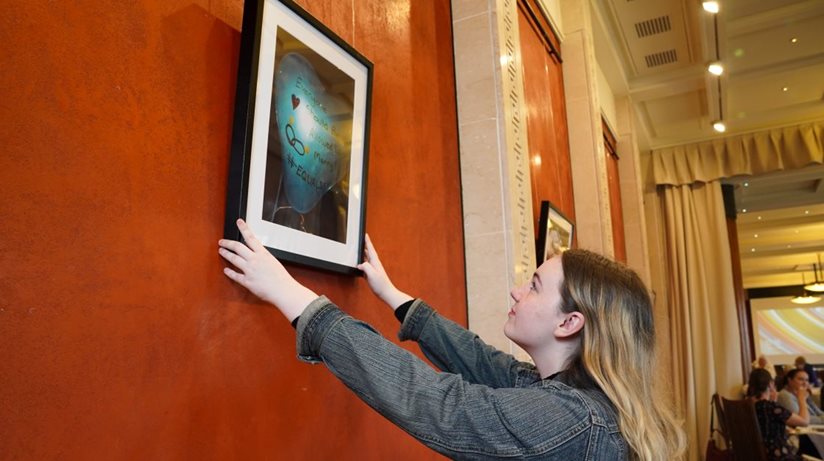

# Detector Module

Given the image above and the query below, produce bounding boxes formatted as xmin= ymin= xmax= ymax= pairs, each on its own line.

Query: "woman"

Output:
xmin=218 ymin=219 xmax=685 ymax=460
xmin=747 ymin=368 xmax=809 ymax=460
xmin=794 ymin=356 xmax=822 ymax=387
xmin=778 ymin=369 xmax=824 ymax=424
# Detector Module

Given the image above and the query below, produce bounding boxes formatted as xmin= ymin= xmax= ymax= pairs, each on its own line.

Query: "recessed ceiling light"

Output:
xmin=703 ymin=1 xmax=720 ymax=13
xmin=713 ymin=121 xmax=726 ymax=132
xmin=782 ymin=87 xmax=789 ymax=92
xmin=754 ymin=234 xmax=759 ymax=238
xmin=790 ymin=38 xmax=798 ymax=44
xmin=757 ymin=216 xmax=762 ymax=220
xmin=742 ymin=208 xmax=748 ymax=213
xmin=744 ymin=182 xmax=749 ymax=187
xmin=805 ymin=210 xmax=810 ymax=214
xmin=751 ymin=248 xmax=756 ymax=252
xmin=708 ymin=62 xmax=724 ymax=76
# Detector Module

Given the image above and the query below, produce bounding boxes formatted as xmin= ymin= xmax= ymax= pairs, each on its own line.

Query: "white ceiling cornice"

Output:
xmin=727 ymin=0 xmax=824 ymax=36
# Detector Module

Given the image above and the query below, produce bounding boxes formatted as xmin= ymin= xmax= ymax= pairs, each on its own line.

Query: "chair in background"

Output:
xmin=721 ymin=397 xmax=768 ymax=461
xmin=713 ymin=393 xmax=732 ymax=449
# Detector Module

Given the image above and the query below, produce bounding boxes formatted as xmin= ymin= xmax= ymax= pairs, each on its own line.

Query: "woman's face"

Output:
xmin=504 ymin=256 xmax=567 ymax=350
xmin=788 ymin=372 xmax=809 ymax=392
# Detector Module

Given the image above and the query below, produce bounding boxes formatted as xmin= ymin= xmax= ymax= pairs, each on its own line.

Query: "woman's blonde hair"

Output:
xmin=559 ymin=249 xmax=685 ymax=461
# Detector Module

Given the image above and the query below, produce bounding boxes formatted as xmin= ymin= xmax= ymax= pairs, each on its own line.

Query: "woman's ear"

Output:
xmin=554 ymin=312 xmax=585 ymax=338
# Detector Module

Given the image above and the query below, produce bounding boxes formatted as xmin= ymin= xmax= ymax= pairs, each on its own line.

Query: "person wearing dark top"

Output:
xmin=795 ymin=356 xmax=822 ymax=388
xmin=747 ymin=368 xmax=810 ymax=461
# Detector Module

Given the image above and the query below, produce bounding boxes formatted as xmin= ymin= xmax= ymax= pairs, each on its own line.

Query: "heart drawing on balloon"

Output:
xmin=274 ymin=52 xmax=351 ymax=214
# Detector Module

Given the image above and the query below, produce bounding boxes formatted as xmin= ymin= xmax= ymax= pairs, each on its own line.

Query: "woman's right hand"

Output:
xmin=791 ymin=383 xmax=811 ymax=405
xmin=357 ymin=234 xmax=413 ymax=310
xmin=218 ymin=219 xmax=317 ymax=322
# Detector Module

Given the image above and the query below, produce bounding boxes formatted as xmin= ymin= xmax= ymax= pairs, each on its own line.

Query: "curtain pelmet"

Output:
xmin=652 ymin=121 xmax=824 ymax=185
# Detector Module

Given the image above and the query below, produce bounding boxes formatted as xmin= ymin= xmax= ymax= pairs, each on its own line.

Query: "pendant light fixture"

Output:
xmin=803 ymin=255 xmax=824 ymax=293
xmin=792 ymin=271 xmax=822 ymax=304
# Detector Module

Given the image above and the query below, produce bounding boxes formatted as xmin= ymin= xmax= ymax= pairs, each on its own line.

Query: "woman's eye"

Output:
xmin=529 ymin=283 xmax=536 ymax=291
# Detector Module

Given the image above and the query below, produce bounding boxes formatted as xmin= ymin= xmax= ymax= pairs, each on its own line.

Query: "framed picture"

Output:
xmin=536 ymin=201 xmax=574 ymax=263
xmin=224 ymin=0 xmax=373 ymax=274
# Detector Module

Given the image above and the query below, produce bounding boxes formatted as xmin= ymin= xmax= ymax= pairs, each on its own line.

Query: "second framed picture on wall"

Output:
xmin=536 ymin=201 xmax=574 ymax=263
xmin=224 ymin=0 xmax=373 ymax=274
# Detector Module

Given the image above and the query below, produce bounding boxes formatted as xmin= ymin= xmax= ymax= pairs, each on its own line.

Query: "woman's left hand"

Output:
xmin=218 ymin=219 xmax=317 ymax=322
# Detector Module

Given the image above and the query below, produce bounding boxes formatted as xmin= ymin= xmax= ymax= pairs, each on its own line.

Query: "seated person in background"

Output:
xmin=753 ymin=354 xmax=777 ymax=378
xmin=777 ymin=369 xmax=824 ymax=424
xmin=748 ymin=368 xmax=809 ymax=461
xmin=795 ymin=356 xmax=822 ymax=387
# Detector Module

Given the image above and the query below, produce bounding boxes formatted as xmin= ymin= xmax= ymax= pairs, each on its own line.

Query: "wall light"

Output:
xmin=703 ymin=1 xmax=720 ymax=14
xmin=713 ymin=121 xmax=726 ymax=132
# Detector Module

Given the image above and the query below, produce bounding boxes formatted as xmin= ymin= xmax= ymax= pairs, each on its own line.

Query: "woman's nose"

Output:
xmin=510 ymin=284 xmax=525 ymax=302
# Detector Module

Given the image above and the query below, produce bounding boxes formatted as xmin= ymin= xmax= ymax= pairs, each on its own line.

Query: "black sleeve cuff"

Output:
xmin=394 ymin=299 xmax=415 ymax=323
xmin=291 ymin=316 xmax=299 ymax=329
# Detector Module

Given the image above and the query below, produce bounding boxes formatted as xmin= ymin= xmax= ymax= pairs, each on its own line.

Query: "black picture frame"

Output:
xmin=224 ymin=0 xmax=373 ymax=274
xmin=536 ymin=201 xmax=574 ymax=263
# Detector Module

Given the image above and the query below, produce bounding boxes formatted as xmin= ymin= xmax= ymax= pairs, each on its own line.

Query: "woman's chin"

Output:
xmin=503 ymin=324 xmax=511 ymax=339
xmin=503 ymin=322 xmax=517 ymax=344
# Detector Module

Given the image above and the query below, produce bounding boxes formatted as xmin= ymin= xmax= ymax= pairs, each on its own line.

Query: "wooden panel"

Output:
xmin=517 ymin=1 xmax=575 ymax=241
xmin=603 ymin=120 xmax=626 ymax=263
xmin=0 ymin=1 xmax=462 ymax=459
xmin=520 ymin=0 xmax=562 ymax=62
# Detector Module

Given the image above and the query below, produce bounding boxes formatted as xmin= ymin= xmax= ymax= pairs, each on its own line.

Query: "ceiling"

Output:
xmin=728 ymin=164 xmax=824 ymax=289
xmin=591 ymin=0 xmax=824 ymax=290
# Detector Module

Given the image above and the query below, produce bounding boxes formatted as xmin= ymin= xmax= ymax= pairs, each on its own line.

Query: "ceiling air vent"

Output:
xmin=644 ymin=49 xmax=678 ymax=68
xmin=635 ymin=16 xmax=671 ymax=38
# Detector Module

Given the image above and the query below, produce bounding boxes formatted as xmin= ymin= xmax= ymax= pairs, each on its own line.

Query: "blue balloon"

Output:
xmin=274 ymin=53 xmax=346 ymax=214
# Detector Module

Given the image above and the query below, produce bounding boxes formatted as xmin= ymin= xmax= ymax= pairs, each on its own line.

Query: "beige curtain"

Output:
xmin=659 ymin=181 xmax=742 ymax=461
xmin=648 ymin=121 xmax=824 ymax=460
xmin=653 ymin=121 xmax=824 ymax=186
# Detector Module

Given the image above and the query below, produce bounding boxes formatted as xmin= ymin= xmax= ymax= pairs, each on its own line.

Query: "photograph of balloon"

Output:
xmin=224 ymin=0 xmax=373 ymax=274
xmin=535 ymin=201 xmax=574 ymax=263
xmin=263 ymin=30 xmax=354 ymax=243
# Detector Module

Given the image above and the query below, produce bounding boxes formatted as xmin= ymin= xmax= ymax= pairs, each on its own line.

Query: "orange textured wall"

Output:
xmin=0 ymin=1 xmax=464 ymax=459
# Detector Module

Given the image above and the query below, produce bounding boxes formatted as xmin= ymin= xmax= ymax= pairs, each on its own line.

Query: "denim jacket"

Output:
xmin=296 ymin=297 xmax=628 ymax=460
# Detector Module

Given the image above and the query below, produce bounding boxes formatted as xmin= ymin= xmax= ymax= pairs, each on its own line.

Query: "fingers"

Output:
xmin=222 ymin=266 xmax=245 ymax=284
xmin=363 ymin=234 xmax=383 ymax=270
xmin=218 ymin=246 xmax=247 ymax=270
xmin=364 ymin=234 xmax=375 ymax=258
xmin=358 ymin=261 xmax=375 ymax=277
xmin=236 ymin=219 xmax=265 ymax=251
xmin=218 ymin=238 xmax=254 ymax=259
